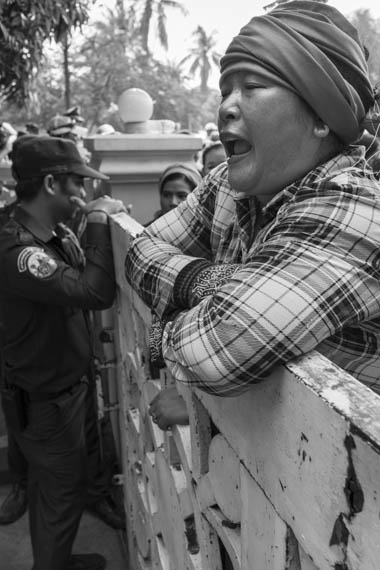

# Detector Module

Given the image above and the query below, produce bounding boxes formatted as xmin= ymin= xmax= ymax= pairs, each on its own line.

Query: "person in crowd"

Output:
xmin=148 ymin=385 xmax=189 ymax=432
xmin=0 ymin=184 xmax=16 ymax=209
xmin=0 ymin=122 xmax=17 ymax=163
xmin=47 ymin=115 xmax=76 ymax=140
xmin=25 ymin=123 xmax=40 ymax=135
xmin=0 ymin=135 xmax=126 ymax=570
xmin=61 ymin=108 xmax=89 ymax=152
xmin=144 ymin=163 xmax=202 ymax=416
xmin=47 ymin=114 xmax=89 ymax=159
xmin=203 ymin=121 xmax=219 ymax=143
xmin=95 ymin=124 xmax=117 ymax=136
xmin=146 ymin=162 xmax=202 ymax=225
xmin=0 ymin=124 xmax=19 ymax=210
xmin=64 ymin=106 xmax=85 ymax=125
xmin=201 ymin=141 xmax=227 ymax=177
xmin=124 ymin=1 xmax=380 ymax=431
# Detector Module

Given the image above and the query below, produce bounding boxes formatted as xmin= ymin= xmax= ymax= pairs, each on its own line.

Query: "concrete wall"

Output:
xmin=103 ymin=212 xmax=380 ymax=570
xmin=84 ymin=133 xmax=203 ymax=226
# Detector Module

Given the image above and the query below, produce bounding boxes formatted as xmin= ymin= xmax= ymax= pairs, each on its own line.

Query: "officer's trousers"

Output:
xmin=7 ymin=428 xmax=27 ymax=486
xmin=7 ymin=378 xmax=110 ymax=505
xmin=14 ymin=381 xmax=88 ymax=570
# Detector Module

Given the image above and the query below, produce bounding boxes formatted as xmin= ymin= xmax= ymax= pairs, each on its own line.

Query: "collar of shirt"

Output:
xmin=262 ymin=145 xmax=368 ymax=221
xmin=13 ymin=205 xmax=55 ymax=243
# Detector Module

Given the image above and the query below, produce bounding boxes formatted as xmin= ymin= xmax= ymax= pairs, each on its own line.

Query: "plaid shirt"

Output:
xmin=125 ymin=147 xmax=380 ymax=396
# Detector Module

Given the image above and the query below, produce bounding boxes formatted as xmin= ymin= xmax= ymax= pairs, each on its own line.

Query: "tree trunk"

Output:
xmin=63 ymin=35 xmax=71 ymax=109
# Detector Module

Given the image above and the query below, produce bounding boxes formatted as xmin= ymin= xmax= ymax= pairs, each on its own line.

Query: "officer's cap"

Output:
xmin=11 ymin=136 xmax=108 ymax=181
xmin=47 ymin=115 xmax=75 ymax=137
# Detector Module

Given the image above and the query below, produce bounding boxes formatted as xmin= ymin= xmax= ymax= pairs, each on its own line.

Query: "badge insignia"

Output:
xmin=17 ymin=247 xmax=58 ymax=278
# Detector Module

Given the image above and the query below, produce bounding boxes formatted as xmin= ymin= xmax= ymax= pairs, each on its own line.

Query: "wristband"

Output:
xmin=191 ymin=264 xmax=240 ymax=306
xmin=87 ymin=210 xmax=109 ymax=224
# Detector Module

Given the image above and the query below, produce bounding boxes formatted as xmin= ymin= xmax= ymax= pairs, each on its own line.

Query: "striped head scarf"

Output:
xmin=158 ymin=163 xmax=202 ymax=193
xmin=219 ymin=1 xmax=375 ymax=144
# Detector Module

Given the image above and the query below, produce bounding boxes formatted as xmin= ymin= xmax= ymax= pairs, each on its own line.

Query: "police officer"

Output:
xmin=0 ymin=135 xmax=126 ymax=570
xmin=0 ymin=141 xmax=125 ymax=531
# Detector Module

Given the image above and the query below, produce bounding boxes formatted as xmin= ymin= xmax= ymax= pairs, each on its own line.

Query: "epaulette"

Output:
xmin=17 ymin=226 xmax=35 ymax=244
xmin=2 ymin=219 xmax=35 ymax=245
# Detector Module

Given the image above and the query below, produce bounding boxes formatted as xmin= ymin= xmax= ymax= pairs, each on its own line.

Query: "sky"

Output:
xmin=92 ymin=0 xmax=380 ymax=89
xmin=144 ymin=0 xmax=380 ymax=88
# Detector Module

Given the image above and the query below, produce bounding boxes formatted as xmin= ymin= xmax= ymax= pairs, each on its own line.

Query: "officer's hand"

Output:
xmin=148 ymin=386 xmax=189 ymax=431
xmin=70 ymin=194 xmax=127 ymax=218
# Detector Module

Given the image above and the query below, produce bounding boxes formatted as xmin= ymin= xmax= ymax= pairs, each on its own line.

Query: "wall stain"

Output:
xmin=329 ymin=431 xmax=365 ymax=567
xmin=344 ymin=434 xmax=364 ymax=515
xmin=285 ymin=526 xmax=301 ymax=570
xmin=329 ymin=513 xmax=349 ymax=547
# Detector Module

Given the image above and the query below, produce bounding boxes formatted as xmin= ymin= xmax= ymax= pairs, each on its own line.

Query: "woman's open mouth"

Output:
xmin=221 ymin=134 xmax=252 ymax=158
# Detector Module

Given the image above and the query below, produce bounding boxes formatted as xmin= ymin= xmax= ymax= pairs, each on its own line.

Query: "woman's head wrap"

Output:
xmin=219 ymin=1 xmax=375 ymax=144
xmin=158 ymin=163 xmax=202 ymax=193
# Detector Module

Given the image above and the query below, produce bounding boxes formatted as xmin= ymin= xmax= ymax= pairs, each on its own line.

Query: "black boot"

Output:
xmin=0 ymin=482 xmax=28 ymax=524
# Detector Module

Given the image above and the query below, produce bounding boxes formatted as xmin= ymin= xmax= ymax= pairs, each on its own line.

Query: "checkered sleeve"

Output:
xmin=161 ymin=190 xmax=380 ymax=396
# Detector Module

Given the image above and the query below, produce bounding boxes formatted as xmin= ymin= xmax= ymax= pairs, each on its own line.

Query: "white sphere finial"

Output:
xmin=117 ymin=88 xmax=154 ymax=123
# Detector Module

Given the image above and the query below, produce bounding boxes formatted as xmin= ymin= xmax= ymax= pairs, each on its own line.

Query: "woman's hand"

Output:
xmin=148 ymin=386 xmax=189 ymax=431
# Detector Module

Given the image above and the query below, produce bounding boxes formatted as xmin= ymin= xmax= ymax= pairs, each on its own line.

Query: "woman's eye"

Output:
xmin=245 ymin=83 xmax=261 ymax=90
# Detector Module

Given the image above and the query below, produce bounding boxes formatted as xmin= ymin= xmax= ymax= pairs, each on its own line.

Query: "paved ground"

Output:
xmin=0 ymin=484 xmax=128 ymax=570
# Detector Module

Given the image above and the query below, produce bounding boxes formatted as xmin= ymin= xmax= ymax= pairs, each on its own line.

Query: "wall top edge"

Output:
xmin=85 ymin=134 xmax=203 ymax=152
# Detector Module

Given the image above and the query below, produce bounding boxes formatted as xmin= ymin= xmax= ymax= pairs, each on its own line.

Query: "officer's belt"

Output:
xmin=26 ymin=376 xmax=88 ymax=402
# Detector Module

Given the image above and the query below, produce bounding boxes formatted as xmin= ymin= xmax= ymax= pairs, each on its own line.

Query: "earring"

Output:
xmin=314 ymin=120 xmax=330 ymax=138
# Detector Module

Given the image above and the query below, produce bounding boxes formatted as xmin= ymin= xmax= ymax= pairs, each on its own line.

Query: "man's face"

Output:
xmin=160 ymin=177 xmax=192 ymax=214
xmin=54 ymin=174 xmax=86 ymax=221
xmin=218 ymin=71 xmax=320 ymax=203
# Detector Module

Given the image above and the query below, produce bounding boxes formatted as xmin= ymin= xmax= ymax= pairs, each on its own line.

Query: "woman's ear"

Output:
xmin=313 ymin=117 xmax=330 ymax=138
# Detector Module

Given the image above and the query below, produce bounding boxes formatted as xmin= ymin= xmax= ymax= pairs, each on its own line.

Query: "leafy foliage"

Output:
xmin=349 ymin=9 xmax=380 ymax=87
xmin=70 ymin=12 xmax=219 ymax=131
xmin=0 ymin=0 xmax=92 ymax=105
xmin=0 ymin=0 xmax=222 ymax=131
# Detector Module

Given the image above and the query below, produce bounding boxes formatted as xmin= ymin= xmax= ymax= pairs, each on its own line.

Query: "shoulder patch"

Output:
xmin=17 ymin=247 xmax=58 ymax=278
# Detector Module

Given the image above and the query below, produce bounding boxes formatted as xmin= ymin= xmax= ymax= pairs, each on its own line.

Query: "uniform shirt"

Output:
xmin=0 ymin=206 xmax=115 ymax=393
xmin=125 ymin=146 xmax=380 ymax=397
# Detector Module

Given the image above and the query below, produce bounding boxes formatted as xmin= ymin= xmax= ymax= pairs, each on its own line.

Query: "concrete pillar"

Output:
xmin=84 ymin=132 xmax=203 ymax=226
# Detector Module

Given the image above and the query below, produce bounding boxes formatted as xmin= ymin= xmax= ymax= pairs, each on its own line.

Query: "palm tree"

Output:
xmin=180 ymin=26 xmax=221 ymax=94
xmin=138 ymin=0 xmax=187 ymax=53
